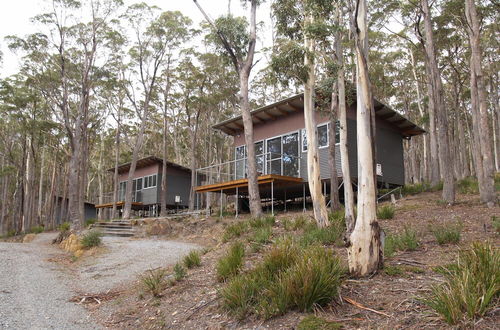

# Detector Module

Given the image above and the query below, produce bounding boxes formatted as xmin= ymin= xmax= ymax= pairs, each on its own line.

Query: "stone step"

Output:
xmin=92 ymin=223 xmax=133 ymax=229
xmin=100 ymin=231 xmax=135 ymax=237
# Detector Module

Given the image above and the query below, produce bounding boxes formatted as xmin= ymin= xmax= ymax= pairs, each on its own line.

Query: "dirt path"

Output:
xmin=0 ymin=233 xmax=100 ymax=330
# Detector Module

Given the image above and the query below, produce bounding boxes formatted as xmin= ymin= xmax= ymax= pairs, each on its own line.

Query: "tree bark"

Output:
xmin=160 ymin=62 xmax=172 ymax=217
xmin=303 ymin=13 xmax=329 ymax=228
xmin=465 ymin=0 xmax=496 ymax=206
xmin=421 ymin=0 xmax=455 ymax=203
xmin=348 ymin=0 xmax=383 ymax=276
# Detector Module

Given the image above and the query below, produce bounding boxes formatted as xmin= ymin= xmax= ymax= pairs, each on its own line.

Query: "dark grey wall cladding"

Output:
xmin=300 ymin=118 xmax=404 ymax=185
xmin=141 ymin=186 xmax=158 ymax=205
xmin=163 ymin=174 xmax=190 ymax=206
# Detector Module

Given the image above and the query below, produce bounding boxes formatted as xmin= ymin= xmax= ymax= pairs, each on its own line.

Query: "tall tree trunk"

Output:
xmin=465 ymin=0 xmax=496 ymax=206
xmin=111 ymin=112 xmax=121 ymax=219
xmin=97 ymin=137 xmax=105 ymax=220
xmin=188 ymin=111 xmax=201 ymax=211
xmin=328 ymin=110 xmax=341 ymax=212
xmin=304 ymin=13 xmax=328 ymax=228
xmin=421 ymin=0 xmax=455 ymax=203
xmin=37 ymin=148 xmax=45 ymax=225
xmin=161 ymin=63 xmax=172 ymax=217
xmin=348 ymin=0 xmax=383 ymax=276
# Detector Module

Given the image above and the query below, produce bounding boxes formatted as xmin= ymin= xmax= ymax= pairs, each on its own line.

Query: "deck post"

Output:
xmin=303 ymin=183 xmax=306 ymax=212
xmin=235 ymin=187 xmax=239 ymax=218
xmin=284 ymin=188 xmax=287 ymax=212
xmin=220 ymin=189 xmax=223 ymax=218
xmin=271 ymin=181 xmax=274 ymax=216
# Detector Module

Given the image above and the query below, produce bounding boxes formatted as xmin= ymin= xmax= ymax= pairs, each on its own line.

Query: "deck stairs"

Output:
xmin=90 ymin=220 xmax=136 ymax=237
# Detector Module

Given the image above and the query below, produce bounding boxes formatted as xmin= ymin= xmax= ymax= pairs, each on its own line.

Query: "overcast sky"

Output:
xmin=0 ymin=0 xmax=273 ymax=78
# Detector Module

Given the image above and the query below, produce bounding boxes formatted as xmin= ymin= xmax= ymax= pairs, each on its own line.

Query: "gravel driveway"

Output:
xmin=0 ymin=233 xmax=99 ymax=330
xmin=0 ymin=233 xmax=200 ymax=329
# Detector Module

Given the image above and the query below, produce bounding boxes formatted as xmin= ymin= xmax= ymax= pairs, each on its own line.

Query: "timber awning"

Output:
xmin=213 ymin=92 xmax=426 ymax=138
xmin=194 ymin=174 xmax=303 ymax=195
xmin=108 ymin=156 xmax=191 ymax=174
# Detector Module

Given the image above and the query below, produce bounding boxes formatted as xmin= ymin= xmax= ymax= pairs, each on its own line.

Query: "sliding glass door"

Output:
xmin=282 ymin=132 xmax=299 ymax=177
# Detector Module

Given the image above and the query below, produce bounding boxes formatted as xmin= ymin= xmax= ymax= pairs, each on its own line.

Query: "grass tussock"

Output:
xmin=81 ymin=230 xmax=102 ymax=249
xmin=384 ymin=226 xmax=419 ymax=257
xmin=401 ymin=182 xmax=431 ymax=195
xmin=249 ymin=215 xmax=275 ymax=229
xmin=221 ymin=238 xmax=345 ymax=320
xmin=222 ymin=222 xmax=249 ymax=242
xmin=457 ymin=177 xmax=479 ymax=194
xmin=173 ymin=263 xmax=186 ymax=281
xmin=85 ymin=218 xmax=97 ymax=227
xmin=492 ymin=216 xmax=500 ymax=235
xmin=141 ymin=268 xmax=167 ymax=297
xmin=424 ymin=242 xmax=499 ymax=325
xmin=183 ymin=250 xmax=201 ymax=269
xmin=216 ymin=242 xmax=245 ymax=282
xmin=297 ymin=315 xmax=342 ymax=330
xmin=377 ymin=205 xmax=395 ymax=220
xmin=58 ymin=222 xmax=71 ymax=232
xmin=431 ymin=222 xmax=462 ymax=245
xmin=30 ymin=225 xmax=44 ymax=234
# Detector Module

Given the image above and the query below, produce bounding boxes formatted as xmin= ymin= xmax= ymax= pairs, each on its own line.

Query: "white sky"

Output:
xmin=0 ymin=0 xmax=273 ymax=78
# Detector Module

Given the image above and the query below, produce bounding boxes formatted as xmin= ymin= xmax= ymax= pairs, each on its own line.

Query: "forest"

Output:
xmin=0 ymin=0 xmax=498 ymax=242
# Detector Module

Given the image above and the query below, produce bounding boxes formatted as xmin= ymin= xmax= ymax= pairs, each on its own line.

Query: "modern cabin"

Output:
xmin=96 ymin=156 xmax=192 ymax=215
xmin=194 ymin=92 xmax=425 ymax=213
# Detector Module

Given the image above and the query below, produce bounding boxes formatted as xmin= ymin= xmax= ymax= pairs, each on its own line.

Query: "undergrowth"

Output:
xmin=222 ymin=222 xmax=249 ymax=242
xmin=59 ymin=222 xmax=71 ymax=232
xmin=30 ymin=225 xmax=44 ymax=234
xmin=183 ymin=250 xmax=201 ymax=268
xmin=141 ymin=268 xmax=167 ymax=297
xmin=384 ymin=226 xmax=419 ymax=257
xmin=457 ymin=177 xmax=479 ymax=194
xmin=173 ymin=263 xmax=186 ymax=281
xmin=423 ymin=242 xmax=499 ymax=325
xmin=377 ymin=205 xmax=395 ymax=219
xmin=297 ymin=315 xmax=342 ymax=330
xmin=81 ymin=230 xmax=102 ymax=249
xmin=431 ymin=222 xmax=462 ymax=245
xmin=216 ymin=242 xmax=245 ymax=282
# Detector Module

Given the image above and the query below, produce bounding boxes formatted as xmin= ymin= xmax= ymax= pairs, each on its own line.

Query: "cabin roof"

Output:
xmin=108 ymin=156 xmax=191 ymax=174
xmin=213 ymin=93 xmax=426 ymax=138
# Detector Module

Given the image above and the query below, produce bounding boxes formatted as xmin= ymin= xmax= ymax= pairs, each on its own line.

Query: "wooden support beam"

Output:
xmin=378 ymin=113 xmax=396 ymax=120
xmin=287 ymin=102 xmax=302 ymax=112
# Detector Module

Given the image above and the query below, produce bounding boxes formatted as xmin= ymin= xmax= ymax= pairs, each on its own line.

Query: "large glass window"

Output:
xmin=282 ymin=132 xmax=299 ymax=177
xmin=318 ymin=124 xmax=328 ymax=148
xmin=255 ymin=141 xmax=264 ymax=175
xmin=302 ymin=122 xmax=340 ymax=152
xmin=266 ymin=137 xmax=282 ymax=175
xmin=235 ymin=145 xmax=246 ymax=179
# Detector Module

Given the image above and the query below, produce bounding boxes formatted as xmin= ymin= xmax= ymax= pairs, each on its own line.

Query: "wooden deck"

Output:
xmin=194 ymin=174 xmax=303 ymax=194
xmin=95 ymin=201 xmax=144 ymax=209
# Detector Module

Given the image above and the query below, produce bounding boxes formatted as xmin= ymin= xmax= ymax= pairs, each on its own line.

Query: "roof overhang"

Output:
xmin=108 ymin=156 xmax=191 ymax=174
xmin=213 ymin=92 xmax=426 ymax=139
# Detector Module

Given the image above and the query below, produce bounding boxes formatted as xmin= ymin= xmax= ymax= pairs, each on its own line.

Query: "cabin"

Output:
xmin=96 ymin=156 xmax=192 ymax=216
xmin=194 ymin=92 xmax=425 ymax=214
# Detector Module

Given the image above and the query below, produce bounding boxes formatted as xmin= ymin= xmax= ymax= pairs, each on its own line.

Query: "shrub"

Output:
xmin=141 ymin=268 xmax=167 ymax=297
xmin=216 ymin=242 xmax=245 ymax=282
xmin=81 ymin=230 xmax=102 ymax=248
xmin=183 ymin=250 xmax=201 ymax=269
xmin=291 ymin=215 xmax=309 ymax=230
xmin=85 ymin=218 xmax=97 ymax=227
xmin=432 ymin=223 xmax=462 ymax=245
xmin=7 ymin=229 xmax=16 ymax=237
xmin=423 ymin=242 xmax=499 ymax=324
xmin=429 ymin=181 xmax=444 ymax=192
xmin=222 ymin=222 xmax=248 ymax=242
xmin=59 ymin=222 xmax=71 ymax=232
xmin=282 ymin=217 xmax=292 ymax=231
xmin=377 ymin=205 xmax=395 ymax=220
xmin=384 ymin=227 xmax=419 ymax=257
xmin=457 ymin=177 xmax=479 ymax=194
xmin=173 ymin=263 xmax=186 ymax=281
xmin=30 ymin=226 xmax=44 ymax=234
xmin=492 ymin=216 xmax=500 ymax=234
xmin=249 ymin=215 xmax=275 ymax=228
xmin=299 ymin=225 xmax=343 ymax=247
xmin=328 ymin=208 xmax=345 ymax=224
xmin=297 ymin=315 xmax=341 ymax=330
xmin=252 ymin=226 xmax=272 ymax=245
xmin=495 ymin=172 xmax=500 ymax=191
xmin=402 ymin=182 xmax=430 ymax=195
xmin=221 ymin=239 xmax=345 ymax=320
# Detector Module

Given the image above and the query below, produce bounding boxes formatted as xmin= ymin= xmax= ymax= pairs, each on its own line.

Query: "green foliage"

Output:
xmin=377 ymin=205 xmax=395 ymax=219
xmin=297 ymin=315 xmax=341 ymax=330
xmin=291 ymin=215 xmax=309 ymax=230
xmin=492 ymin=216 xmax=500 ymax=234
xmin=183 ymin=250 xmax=201 ymax=269
xmin=221 ymin=238 xmax=345 ymax=319
xmin=431 ymin=223 xmax=462 ymax=245
xmin=384 ymin=227 xmax=420 ymax=257
xmin=173 ymin=263 xmax=186 ymax=281
xmin=299 ymin=224 xmax=343 ymax=247
xmin=328 ymin=209 xmax=345 ymax=225
xmin=222 ymin=221 xmax=248 ymax=242
xmin=495 ymin=173 xmax=500 ymax=191
xmin=85 ymin=218 xmax=97 ymax=227
xmin=423 ymin=243 xmax=499 ymax=324
xmin=204 ymin=15 xmax=249 ymax=62
xmin=252 ymin=226 xmax=272 ymax=245
xmin=30 ymin=225 xmax=44 ymax=234
xmin=59 ymin=222 xmax=71 ymax=232
xmin=384 ymin=265 xmax=404 ymax=276
xmin=430 ymin=181 xmax=444 ymax=192
xmin=249 ymin=215 xmax=275 ymax=229
xmin=457 ymin=177 xmax=479 ymax=194
xmin=81 ymin=230 xmax=102 ymax=249
xmin=216 ymin=242 xmax=245 ymax=282
xmin=270 ymin=39 xmax=308 ymax=84
xmin=401 ymin=182 xmax=431 ymax=195
xmin=7 ymin=229 xmax=16 ymax=238
xmin=141 ymin=268 xmax=167 ymax=298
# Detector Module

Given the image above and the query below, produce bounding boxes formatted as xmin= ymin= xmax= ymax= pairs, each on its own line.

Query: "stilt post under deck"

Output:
xmin=220 ymin=189 xmax=223 ymax=218
xmin=235 ymin=187 xmax=239 ymax=218
xmin=284 ymin=188 xmax=287 ymax=212
xmin=271 ymin=181 xmax=274 ymax=216
xmin=303 ymin=183 xmax=306 ymax=212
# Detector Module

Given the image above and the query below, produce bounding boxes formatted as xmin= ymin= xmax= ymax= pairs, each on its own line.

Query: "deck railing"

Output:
xmin=96 ymin=191 xmax=142 ymax=205
xmin=195 ymin=152 xmax=301 ymax=187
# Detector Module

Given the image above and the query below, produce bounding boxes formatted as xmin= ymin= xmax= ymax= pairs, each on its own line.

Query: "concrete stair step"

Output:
xmin=92 ymin=224 xmax=133 ymax=229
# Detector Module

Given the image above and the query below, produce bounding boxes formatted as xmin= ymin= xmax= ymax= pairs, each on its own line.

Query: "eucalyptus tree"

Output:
xmin=194 ymin=0 xmax=263 ymax=218
xmin=121 ymin=5 xmax=192 ymax=219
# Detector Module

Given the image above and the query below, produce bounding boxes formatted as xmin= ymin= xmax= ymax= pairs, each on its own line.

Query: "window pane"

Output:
xmin=152 ymin=175 xmax=156 ymax=187
xmin=136 ymin=178 xmax=142 ymax=190
xmin=266 ymin=137 xmax=282 ymax=175
xmin=235 ymin=146 xmax=246 ymax=179
xmin=318 ymin=124 xmax=328 ymax=147
xmin=282 ymin=132 xmax=299 ymax=177
xmin=302 ymin=129 xmax=307 ymax=151
xmin=267 ymin=159 xmax=281 ymax=175
xmin=335 ymin=121 xmax=340 ymax=144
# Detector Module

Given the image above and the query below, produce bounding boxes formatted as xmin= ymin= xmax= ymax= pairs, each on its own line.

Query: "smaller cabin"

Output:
xmin=96 ymin=156 xmax=192 ymax=216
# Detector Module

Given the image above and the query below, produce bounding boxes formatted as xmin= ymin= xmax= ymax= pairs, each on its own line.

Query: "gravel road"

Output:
xmin=0 ymin=233 xmax=200 ymax=329
xmin=0 ymin=233 xmax=99 ymax=330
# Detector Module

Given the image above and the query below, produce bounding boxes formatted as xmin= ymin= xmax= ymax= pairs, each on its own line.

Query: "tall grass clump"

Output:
xmin=222 ymin=222 xmax=248 ymax=242
xmin=431 ymin=223 xmax=462 ymax=245
xmin=291 ymin=215 xmax=309 ymax=230
xmin=141 ymin=268 xmax=167 ymax=297
xmin=216 ymin=242 xmax=245 ymax=282
xmin=183 ymin=250 xmax=201 ymax=268
xmin=221 ymin=238 xmax=345 ymax=319
xmin=299 ymin=224 xmax=343 ymax=247
xmin=59 ymin=222 xmax=71 ymax=232
xmin=297 ymin=315 xmax=341 ymax=330
xmin=457 ymin=177 xmax=479 ymax=194
xmin=384 ymin=226 xmax=419 ymax=257
xmin=249 ymin=215 xmax=275 ymax=228
xmin=252 ymin=226 xmax=272 ymax=244
xmin=423 ymin=242 xmax=499 ymax=324
xmin=173 ymin=263 xmax=186 ymax=281
xmin=492 ymin=216 xmax=500 ymax=235
xmin=85 ymin=218 xmax=97 ymax=227
xmin=377 ymin=204 xmax=395 ymax=219
xmin=30 ymin=225 xmax=44 ymax=234
xmin=402 ymin=182 xmax=430 ymax=195
xmin=81 ymin=230 xmax=102 ymax=249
